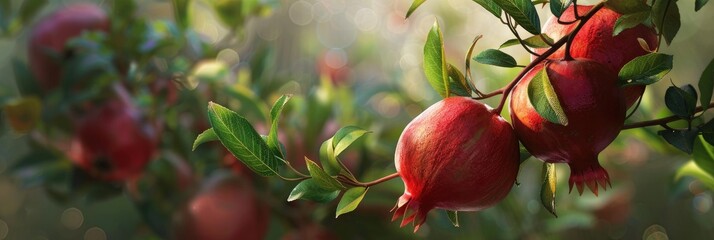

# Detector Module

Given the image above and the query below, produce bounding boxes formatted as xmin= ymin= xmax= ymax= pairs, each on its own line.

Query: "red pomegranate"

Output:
xmin=69 ymin=100 xmax=157 ymax=181
xmin=509 ymin=59 xmax=626 ymax=195
xmin=393 ymin=97 xmax=520 ymax=232
xmin=533 ymin=5 xmax=658 ymax=107
xmin=175 ymin=172 xmax=270 ymax=240
xmin=28 ymin=3 xmax=110 ymax=91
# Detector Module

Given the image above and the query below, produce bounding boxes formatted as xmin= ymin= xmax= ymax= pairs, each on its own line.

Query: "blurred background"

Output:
xmin=0 ymin=0 xmax=713 ymax=239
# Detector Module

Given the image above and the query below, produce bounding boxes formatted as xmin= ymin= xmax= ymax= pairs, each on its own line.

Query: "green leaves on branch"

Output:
xmin=192 ymin=128 xmax=218 ymax=150
xmin=549 ymin=0 xmax=571 ymax=18
xmin=320 ymin=126 xmax=370 ymax=177
xmin=528 ymin=67 xmax=569 ymax=126
xmin=492 ymin=0 xmax=540 ymax=34
xmin=336 ymin=187 xmax=368 ymax=218
xmin=540 ymin=162 xmax=557 ymax=217
xmin=606 ymin=0 xmax=650 ymax=14
xmin=664 ymin=84 xmax=697 ymax=119
xmin=659 ymin=129 xmax=698 ymax=154
xmin=618 ymin=53 xmax=673 ymax=87
xmin=499 ymin=34 xmax=554 ymax=49
xmin=697 ymin=58 xmax=714 ymax=111
xmin=406 ymin=0 xmax=427 ymax=18
xmin=473 ymin=0 xmax=502 ymax=18
xmin=268 ymin=95 xmax=292 ymax=158
xmin=423 ymin=21 xmax=474 ymax=98
xmin=613 ymin=11 xmax=650 ymax=36
xmin=652 ymin=0 xmax=681 ymax=46
xmin=287 ymin=179 xmax=340 ymax=203
xmin=677 ymin=136 xmax=714 ymax=191
xmin=474 ymin=49 xmax=518 ymax=68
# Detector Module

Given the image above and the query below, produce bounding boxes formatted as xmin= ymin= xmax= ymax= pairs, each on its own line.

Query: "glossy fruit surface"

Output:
xmin=28 ymin=3 xmax=110 ymax=90
xmin=534 ymin=5 xmax=658 ymax=107
xmin=510 ymin=59 xmax=626 ymax=195
xmin=393 ymin=97 xmax=520 ymax=232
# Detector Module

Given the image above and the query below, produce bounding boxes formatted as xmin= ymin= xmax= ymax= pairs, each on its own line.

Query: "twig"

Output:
xmin=622 ymin=103 xmax=714 ymax=130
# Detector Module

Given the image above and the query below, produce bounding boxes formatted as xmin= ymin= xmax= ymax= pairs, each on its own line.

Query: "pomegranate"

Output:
xmin=533 ymin=5 xmax=658 ymax=107
xmin=393 ymin=97 xmax=520 ymax=232
xmin=175 ymin=172 xmax=270 ymax=240
xmin=69 ymin=100 xmax=157 ymax=181
xmin=509 ymin=59 xmax=626 ymax=195
xmin=28 ymin=3 xmax=110 ymax=90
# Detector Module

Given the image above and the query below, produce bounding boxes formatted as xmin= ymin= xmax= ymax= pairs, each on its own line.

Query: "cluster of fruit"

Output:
xmin=392 ymin=4 xmax=657 ymax=231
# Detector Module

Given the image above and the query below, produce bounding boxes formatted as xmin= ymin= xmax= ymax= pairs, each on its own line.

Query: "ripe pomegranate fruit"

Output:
xmin=393 ymin=97 xmax=520 ymax=232
xmin=28 ymin=3 xmax=110 ymax=90
xmin=509 ymin=59 xmax=626 ymax=196
xmin=175 ymin=172 xmax=270 ymax=240
xmin=533 ymin=5 xmax=658 ymax=107
xmin=69 ymin=100 xmax=157 ymax=181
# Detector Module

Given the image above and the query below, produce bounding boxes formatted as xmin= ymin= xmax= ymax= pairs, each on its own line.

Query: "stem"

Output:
xmin=359 ymin=172 xmax=401 ymax=187
xmin=465 ymin=35 xmax=486 ymax=97
xmin=622 ymin=103 xmax=714 ymax=130
xmin=491 ymin=2 xmax=606 ymax=114
xmin=505 ymin=15 xmax=541 ymax=57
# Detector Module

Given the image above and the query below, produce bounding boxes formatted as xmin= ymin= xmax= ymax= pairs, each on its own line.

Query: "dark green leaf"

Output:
xmin=474 ymin=49 xmax=518 ymax=68
xmin=305 ymin=158 xmax=345 ymax=190
xmin=700 ymin=119 xmax=714 ymax=145
xmin=268 ymin=95 xmax=292 ymax=158
xmin=664 ymin=85 xmax=697 ymax=119
xmin=333 ymin=126 xmax=370 ymax=157
xmin=652 ymin=0 xmax=680 ymax=45
xmin=492 ymin=0 xmax=540 ymax=34
xmin=423 ymin=20 xmax=449 ymax=97
xmin=613 ymin=11 xmax=650 ymax=36
xmin=618 ymin=53 xmax=673 ymax=86
xmin=658 ymin=129 xmax=698 ymax=154
xmin=540 ymin=162 xmax=557 ymax=217
xmin=499 ymin=34 xmax=554 ymax=49
xmin=675 ymin=161 xmax=714 ymax=190
xmin=527 ymin=66 xmax=568 ymax=126
xmin=696 ymin=0 xmax=710 ymax=11
xmin=606 ymin=0 xmax=650 ymax=14
xmin=406 ymin=0 xmax=427 ymax=18
xmin=287 ymin=179 xmax=340 ymax=203
xmin=693 ymin=136 xmax=714 ymax=177
xmin=192 ymin=128 xmax=218 ymax=151
xmin=446 ymin=211 xmax=460 ymax=227
xmin=18 ymin=0 xmax=46 ymax=24
xmin=698 ymin=58 xmax=714 ymax=111
xmin=549 ymin=0 xmax=571 ymax=17
xmin=447 ymin=64 xmax=472 ymax=96
xmin=336 ymin=187 xmax=368 ymax=218
xmin=473 ymin=0 xmax=502 ymax=18
xmin=207 ymin=102 xmax=282 ymax=176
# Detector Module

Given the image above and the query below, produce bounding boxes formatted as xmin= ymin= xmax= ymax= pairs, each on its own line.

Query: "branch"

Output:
xmin=622 ymin=103 xmax=714 ymax=130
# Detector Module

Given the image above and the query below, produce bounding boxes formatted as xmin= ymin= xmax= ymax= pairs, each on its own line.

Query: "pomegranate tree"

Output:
xmin=28 ymin=3 xmax=110 ymax=90
xmin=392 ymin=97 xmax=520 ymax=231
xmin=510 ymin=59 xmax=626 ymax=195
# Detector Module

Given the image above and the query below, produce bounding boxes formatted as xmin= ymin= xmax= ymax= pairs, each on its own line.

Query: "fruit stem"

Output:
xmin=622 ymin=102 xmax=714 ymax=130
xmin=564 ymin=1 xmax=602 ymax=61
xmin=338 ymin=172 xmax=401 ymax=187
xmin=505 ymin=15 xmax=541 ymax=57
xmin=490 ymin=2 xmax=606 ymax=114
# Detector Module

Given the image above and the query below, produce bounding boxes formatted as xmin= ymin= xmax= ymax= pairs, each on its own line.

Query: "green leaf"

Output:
xmin=693 ymin=136 xmax=714 ymax=177
xmin=473 ymin=0 xmax=502 ymax=18
xmin=192 ymin=128 xmax=218 ymax=151
xmin=447 ymin=64 xmax=472 ymax=96
xmin=492 ymin=0 xmax=540 ymax=34
xmin=18 ymin=0 xmax=46 ymax=24
xmin=698 ymin=58 xmax=714 ymax=111
xmin=606 ymin=0 xmax=650 ymax=14
xmin=12 ymin=58 xmax=41 ymax=96
xmin=527 ymin=66 xmax=568 ymax=126
xmin=406 ymin=0 xmax=427 ymax=18
xmin=696 ymin=0 xmax=710 ymax=11
xmin=474 ymin=49 xmax=518 ymax=68
xmin=652 ymin=0 xmax=681 ymax=46
xmin=207 ymin=102 xmax=282 ymax=176
xmin=423 ymin=20 xmax=449 ymax=97
xmin=500 ymin=34 xmax=554 ymax=49
xmin=700 ymin=119 xmax=714 ymax=146
xmin=333 ymin=126 xmax=370 ymax=157
xmin=306 ymin=158 xmax=345 ymax=190
xmin=549 ymin=0 xmax=570 ymax=17
xmin=320 ymin=137 xmax=340 ymax=176
xmin=336 ymin=187 xmax=368 ymax=218
xmin=268 ymin=95 xmax=292 ymax=158
xmin=540 ymin=162 xmax=557 ymax=217
xmin=618 ymin=53 xmax=673 ymax=87
xmin=664 ymin=85 xmax=697 ymax=119
xmin=613 ymin=11 xmax=650 ymax=36
xmin=172 ymin=0 xmax=190 ymax=29
xmin=446 ymin=211 xmax=460 ymax=227
xmin=287 ymin=179 xmax=340 ymax=203
xmin=658 ymin=129 xmax=698 ymax=154
xmin=675 ymin=161 xmax=714 ymax=190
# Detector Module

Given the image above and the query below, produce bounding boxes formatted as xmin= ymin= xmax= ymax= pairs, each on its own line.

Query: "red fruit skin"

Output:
xmin=393 ymin=97 xmax=520 ymax=232
xmin=509 ymin=59 xmax=626 ymax=195
xmin=176 ymin=173 xmax=270 ymax=240
xmin=28 ymin=3 xmax=110 ymax=90
xmin=70 ymin=101 xmax=157 ymax=181
xmin=533 ymin=5 xmax=658 ymax=107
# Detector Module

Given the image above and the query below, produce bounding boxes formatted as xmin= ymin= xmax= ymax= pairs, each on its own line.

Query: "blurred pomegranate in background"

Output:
xmin=28 ymin=3 xmax=110 ymax=90
xmin=317 ymin=51 xmax=350 ymax=85
xmin=175 ymin=172 xmax=270 ymax=240
xmin=69 ymin=100 xmax=157 ymax=181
